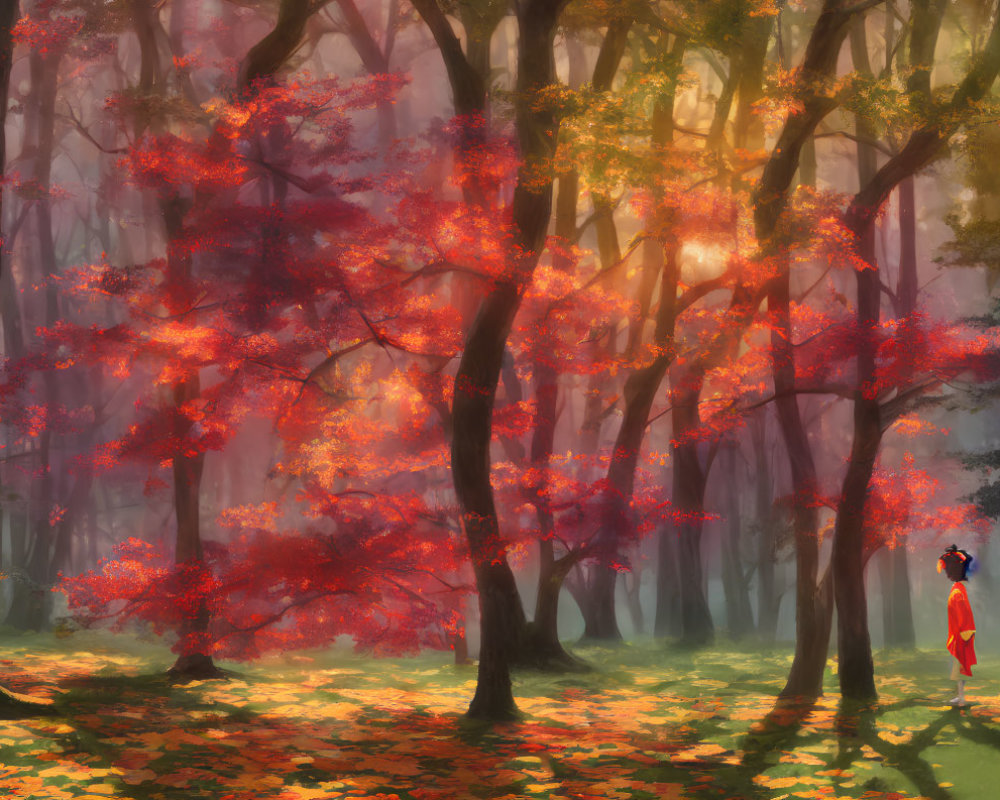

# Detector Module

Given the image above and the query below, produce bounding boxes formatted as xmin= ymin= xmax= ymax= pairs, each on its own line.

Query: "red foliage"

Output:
xmin=863 ymin=453 xmax=989 ymax=555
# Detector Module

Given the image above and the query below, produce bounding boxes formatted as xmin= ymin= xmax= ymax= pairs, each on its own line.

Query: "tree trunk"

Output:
xmin=525 ymin=537 xmax=587 ymax=669
xmin=6 ymin=38 xmax=63 ymax=632
xmin=749 ymin=413 xmax=780 ymax=642
xmin=654 ymin=525 xmax=683 ymax=637
xmin=878 ymin=174 xmax=917 ymax=650
xmin=834 ymin=159 xmax=880 ymax=700
xmin=745 ymin=0 xmax=886 ymax=700
xmin=720 ymin=445 xmax=753 ymax=639
xmin=522 ymin=348 xmax=583 ymax=667
xmin=589 ymin=35 xmax=686 ymax=640
xmin=622 ymin=545 xmax=646 ymax=635
xmin=0 ymin=0 xmax=56 ymax=716
xmin=878 ymin=546 xmax=915 ymax=649
xmin=832 ymin=389 xmax=880 ymax=701
xmin=672 ymin=379 xmax=714 ymax=646
xmin=582 ymin=236 xmax=680 ymax=642
xmin=770 ymin=254 xmax=833 ymax=696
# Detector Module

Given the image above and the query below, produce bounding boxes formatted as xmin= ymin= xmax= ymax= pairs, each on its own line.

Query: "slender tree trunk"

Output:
xmin=671 ymin=379 xmax=714 ymax=645
xmin=622 ymin=545 xmax=645 ymax=635
xmin=455 ymin=0 xmax=567 ymax=719
xmin=720 ymin=445 xmax=753 ymax=639
xmin=334 ymin=0 xmax=399 ymax=151
xmin=769 ymin=244 xmax=835 ymax=695
xmin=837 ymin=48 xmax=880 ymax=692
xmin=7 ymin=41 xmax=63 ymax=632
xmin=749 ymin=413 xmax=780 ymax=642
xmin=522 ymin=334 xmax=584 ymax=667
xmin=0 ymin=0 xmax=55 ymax=717
xmin=879 ymin=175 xmax=917 ymax=650
xmin=517 ymin=152 xmax=586 ymax=667
xmin=828 ymin=14 xmax=891 ymax=702
xmin=832 ymin=385 xmax=880 ymax=701
xmin=588 ymin=35 xmax=687 ymax=642
xmin=583 ymin=236 xmax=680 ymax=642
xmin=654 ymin=523 xmax=683 ymax=637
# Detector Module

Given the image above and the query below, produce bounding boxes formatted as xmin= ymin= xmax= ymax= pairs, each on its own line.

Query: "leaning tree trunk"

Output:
xmin=448 ymin=0 xmax=568 ymax=720
xmin=583 ymin=235 xmax=681 ymax=641
xmin=587 ymin=34 xmax=688 ymax=643
xmin=830 ymin=0 xmax=962 ymax=698
xmin=745 ymin=0 xmax=872 ymax=699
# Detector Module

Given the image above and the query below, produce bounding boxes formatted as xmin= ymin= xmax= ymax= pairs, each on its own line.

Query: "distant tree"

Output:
xmin=0 ymin=0 xmax=62 ymax=718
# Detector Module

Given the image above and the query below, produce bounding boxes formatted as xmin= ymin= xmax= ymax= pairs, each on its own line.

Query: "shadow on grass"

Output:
xmin=6 ymin=646 xmax=994 ymax=800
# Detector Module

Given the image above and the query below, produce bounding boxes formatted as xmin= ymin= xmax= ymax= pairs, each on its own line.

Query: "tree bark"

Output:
xmin=720 ymin=444 xmax=753 ymax=639
xmin=671 ymin=378 xmax=714 ymax=645
xmin=448 ymin=0 xmax=568 ymax=719
xmin=750 ymin=412 xmax=780 ymax=643
xmin=828 ymin=0 xmax=985 ymax=699
xmin=0 ymin=0 xmax=56 ymax=716
xmin=585 ymin=33 xmax=686 ymax=643
xmin=653 ymin=523 xmax=683 ymax=637
xmin=5 ymin=34 xmax=63 ymax=631
xmin=238 ymin=0 xmax=315 ymax=91
xmin=745 ymin=0 xmax=882 ymax=699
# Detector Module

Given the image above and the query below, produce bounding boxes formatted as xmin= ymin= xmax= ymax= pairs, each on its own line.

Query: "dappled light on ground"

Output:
xmin=1 ymin=634 xmax=999 ymax=799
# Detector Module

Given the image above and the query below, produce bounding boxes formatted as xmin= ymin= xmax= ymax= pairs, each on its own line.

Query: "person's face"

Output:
xmin=944 ymin=558 xmax=965 ymax=582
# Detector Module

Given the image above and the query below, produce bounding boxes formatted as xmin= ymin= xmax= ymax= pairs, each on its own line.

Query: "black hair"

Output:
xmin=938 ymin=544 xmax=974 ymax=582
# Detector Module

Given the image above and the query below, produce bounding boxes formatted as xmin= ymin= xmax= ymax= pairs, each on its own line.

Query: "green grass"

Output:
xmin=0 ymin=631 xmax=997 ymax=799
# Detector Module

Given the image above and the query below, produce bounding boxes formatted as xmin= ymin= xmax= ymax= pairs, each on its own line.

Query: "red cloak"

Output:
xmin=947 ymin=581 xmax=976 ymax=677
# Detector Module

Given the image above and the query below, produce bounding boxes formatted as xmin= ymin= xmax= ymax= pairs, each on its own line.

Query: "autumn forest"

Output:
xmin=2 ymin=0 xmax=1000 ymax=798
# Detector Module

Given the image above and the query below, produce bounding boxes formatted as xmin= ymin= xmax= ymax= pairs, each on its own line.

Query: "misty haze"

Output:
xmin=1 ymin=0 xmax=1000 ymax=799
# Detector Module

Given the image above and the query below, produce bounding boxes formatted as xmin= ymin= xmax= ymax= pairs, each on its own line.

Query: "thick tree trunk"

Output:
xmin=781 ymin=571 xmax=834 ymax=699
xmin=827 ymin=0 xmax=1000 ymax=700
xmin=745 ymin=0 xmax=879 ymax=701
xmin=168 ymin=374 xmax=220 ymax=678
xmin=827 ymin=17 xmax=888 ymax=702
xmin=444 ymin=0 xmax=571 ymax=717
xmin=454 ymin=317 xmax=529 ymax=702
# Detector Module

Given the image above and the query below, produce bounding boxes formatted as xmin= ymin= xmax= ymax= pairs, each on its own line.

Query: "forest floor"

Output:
xmin=0 ymin=631 xmax=998 ymax=800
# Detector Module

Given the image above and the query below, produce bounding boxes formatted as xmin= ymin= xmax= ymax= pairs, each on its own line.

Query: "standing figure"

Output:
xmin=938 ymin=544 xmax=976 ymax=706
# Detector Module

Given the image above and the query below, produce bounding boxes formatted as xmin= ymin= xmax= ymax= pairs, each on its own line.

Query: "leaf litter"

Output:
xmin=0 ymin=632 xmax=998 ymax=799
